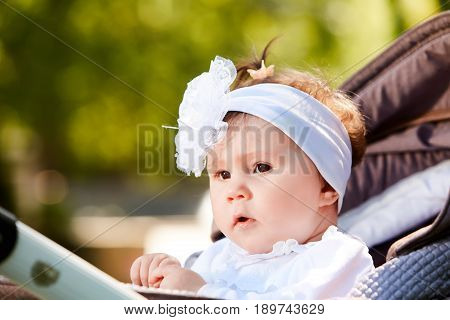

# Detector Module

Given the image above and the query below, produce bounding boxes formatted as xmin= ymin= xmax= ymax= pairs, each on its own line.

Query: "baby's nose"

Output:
xmin=226 ymin=185 xmax=252 ymax=203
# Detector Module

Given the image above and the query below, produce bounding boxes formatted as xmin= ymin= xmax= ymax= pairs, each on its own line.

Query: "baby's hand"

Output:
xmin=130 ymin=253 xmax=181 ymax=288
xmin=157 ymin=266 xmax=206 ymax=293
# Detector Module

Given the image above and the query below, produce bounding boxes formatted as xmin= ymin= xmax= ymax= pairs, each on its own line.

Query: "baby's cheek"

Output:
xmin=257 ymin=176 xmax=296 ymax=203
xmin=258 ymin=178 xmax=317 ymax=222
xmin=211 ymin=203 xmax=230 ymax=232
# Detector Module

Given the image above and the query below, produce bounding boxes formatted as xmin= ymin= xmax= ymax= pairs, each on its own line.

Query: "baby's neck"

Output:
xmin=304 ymin=211 xmax=337 ymax=243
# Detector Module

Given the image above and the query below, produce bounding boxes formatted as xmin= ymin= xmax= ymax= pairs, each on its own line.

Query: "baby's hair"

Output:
xmin=227 ymin=39 xmax=366 ymax=167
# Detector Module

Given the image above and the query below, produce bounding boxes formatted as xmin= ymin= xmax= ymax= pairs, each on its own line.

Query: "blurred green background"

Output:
xmin=0 ymin=0 xmax=448 ymax=281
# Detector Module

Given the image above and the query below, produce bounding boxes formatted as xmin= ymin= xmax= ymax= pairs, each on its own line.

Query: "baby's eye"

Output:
xmin=217 ymin=170 xmax=231 ymax=180
xmin=254 ymin=163 xmax=272 ymax=174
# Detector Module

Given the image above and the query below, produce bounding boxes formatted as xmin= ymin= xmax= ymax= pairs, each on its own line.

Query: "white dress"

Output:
xmin=191 ymin=226 xmax=374 ymax=299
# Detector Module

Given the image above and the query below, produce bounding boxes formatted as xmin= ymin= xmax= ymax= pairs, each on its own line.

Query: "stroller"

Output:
xmin=1 ymin=11 xmax=449 ymax=300
xmin=337 ymin=10 xmax=449 ymax=299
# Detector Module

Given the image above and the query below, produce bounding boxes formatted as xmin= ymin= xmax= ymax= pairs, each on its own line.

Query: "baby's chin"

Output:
xmin=232 ymin=238 xmax=276 ymax=255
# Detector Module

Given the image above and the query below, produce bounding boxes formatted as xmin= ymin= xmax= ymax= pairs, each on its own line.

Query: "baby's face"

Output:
xmin=207 ymin=115 xmax=330 ymax=254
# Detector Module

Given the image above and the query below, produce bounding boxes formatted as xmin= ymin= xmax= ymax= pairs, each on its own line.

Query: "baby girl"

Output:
xmin=130 ymin=48 xmax=374 ymax=299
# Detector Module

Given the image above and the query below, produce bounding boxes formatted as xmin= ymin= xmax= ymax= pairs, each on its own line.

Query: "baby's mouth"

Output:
xmin=233 ymin=215 xmax=256 ymax=228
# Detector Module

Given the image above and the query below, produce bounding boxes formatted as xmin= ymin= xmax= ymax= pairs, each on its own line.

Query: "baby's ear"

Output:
xmin=319 ymin=182 xmax=339 ymax=207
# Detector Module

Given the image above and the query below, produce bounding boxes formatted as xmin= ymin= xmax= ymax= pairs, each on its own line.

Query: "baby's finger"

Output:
xmin=160 ymin=256 xmax=181 ymax=268
xmin=130 ymin=257 xmax=142 ymax=285
xmin=149 ymin=254 xmax=168 ymax=271
xmin=139 ymin=256 xmax=153 ymax=287
xmin=153 ymin=278 xmax=163 ymax=289
xmin=149 ymin=265 xmax=178 ymax=286
xmin=149 ymin=266 xmax=164 ymax=288
xmin=148 ymin=254 xmax=170 ymax=285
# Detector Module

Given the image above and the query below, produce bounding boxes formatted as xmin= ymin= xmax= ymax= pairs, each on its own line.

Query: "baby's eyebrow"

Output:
xmin=206 ymin=156 xmax=223 ymax=170
xmin=207 ymin=150 xmax=275 ymax=169
xmin=238 ymin=150 xmax=274 ymax=159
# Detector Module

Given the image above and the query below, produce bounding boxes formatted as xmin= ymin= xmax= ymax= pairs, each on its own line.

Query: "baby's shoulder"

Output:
xmin=293 ymin=226 xmax=371 ymax=263
xmin=322 ymin=225 xmax=368 ymax=247
xmin=302 ymin=226 xmax=373 ymax=267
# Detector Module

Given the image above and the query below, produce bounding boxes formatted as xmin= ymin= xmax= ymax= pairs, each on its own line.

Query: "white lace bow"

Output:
xmin=175 ymin=56 xmax=237 ymax=177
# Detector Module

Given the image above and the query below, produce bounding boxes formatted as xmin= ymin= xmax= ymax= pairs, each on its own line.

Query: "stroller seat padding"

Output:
xmin=350 ymin=235 xmax=450 ymax=299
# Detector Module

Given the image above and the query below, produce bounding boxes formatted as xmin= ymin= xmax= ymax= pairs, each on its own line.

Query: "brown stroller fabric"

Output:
xmin=338 ymin=11 xmax=450 ymax=266
xmin=340 ymin=10 xmax=450 ymax=212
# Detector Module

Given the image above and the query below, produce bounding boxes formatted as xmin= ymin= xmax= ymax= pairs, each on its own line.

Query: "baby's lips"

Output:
xmin=232 ymin=212 xmax=252 ymax=225
xmin=234 ymin=217 xmax=257 ymax=230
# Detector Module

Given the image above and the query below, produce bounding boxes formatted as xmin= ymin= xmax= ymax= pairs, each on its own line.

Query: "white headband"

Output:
xmin=174 ymin=56 xmax=352 ymax=212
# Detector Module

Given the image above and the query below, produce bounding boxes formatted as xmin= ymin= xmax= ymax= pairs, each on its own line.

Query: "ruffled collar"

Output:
xmin=228 ymin=225 xmax=339 ymax=268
